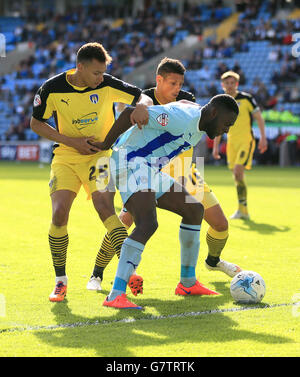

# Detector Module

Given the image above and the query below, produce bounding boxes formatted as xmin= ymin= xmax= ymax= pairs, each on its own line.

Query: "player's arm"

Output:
xmin=91 ymin=107 xmax=135 ymax=150
xmin=130 ymin=93 xmax=153 ymax=129
xmin=212 ymin=135 xmax=222 ymax=160
xmin=252 ymin=110 xmax=268 ymax=153
xmin=30 ymin=117 xmax=101 ymax=155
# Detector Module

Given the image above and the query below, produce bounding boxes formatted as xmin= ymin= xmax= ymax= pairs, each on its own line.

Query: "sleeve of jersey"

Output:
xmin=142 ymin=88 xmax=156 ymax=103
xmin=107 ymin=75 xmax=142 ymax=106
xmin=179 ymin=90 xmax=196 ymax=103
xmin=248 ymin=94 xmax=260 ymax=113
xmin=32 ymin=83 xmax=55 ymax=121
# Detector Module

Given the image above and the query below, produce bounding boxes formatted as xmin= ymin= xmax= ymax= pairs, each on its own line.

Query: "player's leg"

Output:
xmin=85 ymin=154 xmax=130 ymax=290
xmin=89 ymin=207 xmax=134 ymax=288
xmin=91 ymin=194 xmax=140 ymax=295
xmin=157 ymin=182 xmax=219 ymax=296
xmin=204 ymin=201 xmax=228 ymax=266
xmin=204 ymin=202 xmax=241 ymax=277
xmin=231 ymin=163 xmax=249 ymax=219
xmin=48 ymin=161 xmax=81 ymax=302
xmin=103 ymin=190 xmax=158 ymax=309
xmin=48 ymin=189 xmax=76 ymax=302
xmin=184 ymin=164 xmax=240 ymax=278
xmin=91 ymin=189 xmax=129 ymax=271
xmin=230 ymin=139 xmax=255 ymax=219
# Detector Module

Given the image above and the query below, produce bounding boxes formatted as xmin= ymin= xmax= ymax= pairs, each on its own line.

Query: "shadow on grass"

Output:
xmin=230 ymin=219 xmax=290 ymax=235
xmin=33 ymin=281 xmax=293 ymax=356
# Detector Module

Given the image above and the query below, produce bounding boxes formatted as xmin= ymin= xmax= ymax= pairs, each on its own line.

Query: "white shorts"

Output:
xmin=110 ymin=153 xmax=175 ymax=205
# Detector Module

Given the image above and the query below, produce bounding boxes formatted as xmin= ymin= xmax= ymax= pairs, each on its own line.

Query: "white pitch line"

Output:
xmin=1 ymin=301 xmax=299 ymax=334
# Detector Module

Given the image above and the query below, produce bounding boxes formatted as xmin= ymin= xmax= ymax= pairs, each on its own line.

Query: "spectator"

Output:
xmin=1 ymin=0 xmax=300 ymax=159
xmin=268 ymin=47 xmax=281 ymax=61
xmin=290 ymin=87 xmax=300 ymax=103
xmin=5 ymin=122 xmax=25 ymax=141
xmin=215 ymin=62 xmax=229 ymax=79
xmin=197 ymin=65 xmax=213 ymax=80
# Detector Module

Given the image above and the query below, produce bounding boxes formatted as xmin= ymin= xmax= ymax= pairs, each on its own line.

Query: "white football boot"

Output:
xmin=230 ymin=210 xmax=250 ymax=220
xmin=205 ymin=259 xmax=242 ymax=278
xmin=86 ymin=275 xmax=102 ymax=291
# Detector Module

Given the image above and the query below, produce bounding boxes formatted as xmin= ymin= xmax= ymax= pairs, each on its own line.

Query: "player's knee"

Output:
xmin=137 ymin=217 xmax=158 ymax=241
xmin=92 ymin=191 xmax=115 ymax=221
xmin=234 ymin=174 xmax=243 ymax=183
xmin=184 ymin=201 xmax=204 ymax=224
xmin=95 ymin=202 xmax=114 ymax=220
xmin=212 ymin=216 xmax=228 ymax=232
xmin=233 ymin=166 xmax=244 ymax=182
xmin=194 ymin=202 xmax=204 ymax=223
xmin=144 ymin=219 xmax=158 ymax=239
xmin=52 ymin=207 xmax=69 ymax=226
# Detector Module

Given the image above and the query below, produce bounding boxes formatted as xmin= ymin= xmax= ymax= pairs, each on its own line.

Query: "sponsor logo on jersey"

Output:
xmin=90 ymin=94 xmax=99 ymax=104
xmin=156 ymin=113 xmax=169 ymax=127
xmin=72 ymin=112 xmax=98 ymax=129
xmin=61 ymin=98 xmax=69 ymax=105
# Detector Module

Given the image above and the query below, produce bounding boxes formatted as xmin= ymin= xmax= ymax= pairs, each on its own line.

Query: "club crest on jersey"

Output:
xmin=90 ymin=94 xmax=99 ymax=104
xmin=156 ymin=113 xmax=169 ymax=127
xmin=33 ymin=94 xmax=41 ymax=107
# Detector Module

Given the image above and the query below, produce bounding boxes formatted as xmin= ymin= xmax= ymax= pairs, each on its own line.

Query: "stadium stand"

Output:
xmin=0 ymin=16 xmax=24 ymax=53
xmin=0 ymin=0 xmax=299 ymax=165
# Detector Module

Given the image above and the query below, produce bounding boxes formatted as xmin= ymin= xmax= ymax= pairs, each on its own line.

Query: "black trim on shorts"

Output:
xmin=243 ymin=138 xmax=254 ymax=166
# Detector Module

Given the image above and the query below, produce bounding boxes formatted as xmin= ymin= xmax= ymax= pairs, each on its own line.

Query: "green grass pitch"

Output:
xmin=0 ymin=161 xmax=300 ymax=357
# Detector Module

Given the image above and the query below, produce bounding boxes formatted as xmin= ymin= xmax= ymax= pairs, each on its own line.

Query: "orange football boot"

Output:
xmin=103 ymin=293 xmax=143 ymax=309
xmin=175 ymin=280 xmax=220 ymax=296
xmin=49 ymin=281 xmax=67 ymax=302
xmin=128 ymin=274 xmax=143 ymax=296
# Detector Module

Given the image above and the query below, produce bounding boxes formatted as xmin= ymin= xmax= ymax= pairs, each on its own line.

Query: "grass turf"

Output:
xmin=0 ymin=162 xmax=299 ymax=357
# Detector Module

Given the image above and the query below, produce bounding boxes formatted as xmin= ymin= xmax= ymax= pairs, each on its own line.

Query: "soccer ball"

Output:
xmin=230 ymin=270 xmax=266 ymax=304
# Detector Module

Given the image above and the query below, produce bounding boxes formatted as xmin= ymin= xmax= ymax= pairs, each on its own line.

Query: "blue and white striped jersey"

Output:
xmin=113 ymin=102 xmax=204 ymax=168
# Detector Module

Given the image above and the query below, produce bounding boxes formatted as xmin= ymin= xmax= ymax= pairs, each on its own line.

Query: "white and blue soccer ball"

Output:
xmin=230 ymin=270 xmax=266 ymax=304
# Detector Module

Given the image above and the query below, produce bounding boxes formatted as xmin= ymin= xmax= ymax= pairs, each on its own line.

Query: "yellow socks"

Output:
xmin=236 ymin=179 xmax=248 ymax=215
xmin=48 ymin=223 xmax=68 ymax=277
xmin=93 ymin=215 xmax=129 ymax=279
xmin=206 ymin=226 xmax=229 ymax=266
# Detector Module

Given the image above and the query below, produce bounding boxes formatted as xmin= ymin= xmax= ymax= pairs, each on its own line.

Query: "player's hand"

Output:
xmin=130 ymin=104 xmax=149 ymax=129
xmin=69 ymin=137 xmax=102 ymax=155
xmin=119 ymin=209 xmax=134 ymax=228
xmin=212 ymin=147 xmax=221 ymax=160
xmin=258 ymin=137 xmax=268 ymax=154
xmin=88 ymin=141 xmax=109 ymax=151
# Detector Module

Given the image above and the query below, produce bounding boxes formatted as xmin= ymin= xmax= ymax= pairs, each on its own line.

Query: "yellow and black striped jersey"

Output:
xmin=142 ymin=87 xmax=196 ymax=105
xmin=228 ymin=91 xmax=259 ymax=142
xmin=32 ymin=69 xmax=142 ymax=162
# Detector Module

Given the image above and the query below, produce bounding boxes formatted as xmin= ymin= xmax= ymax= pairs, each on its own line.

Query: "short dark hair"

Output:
xmin=156 ymin=57 xmax=186 ymax=76
xmin=209 ymin=94 xmax=239 ymax=115
xmin=76 ymin=42 xmax=112 ymax=65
